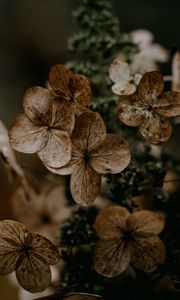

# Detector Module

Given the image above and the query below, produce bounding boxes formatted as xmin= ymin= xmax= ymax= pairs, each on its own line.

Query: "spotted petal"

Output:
xmin=118 ymin=96 xmax=145 ymax=126
xmin=154 ymin=91 xmax=180 ymax=117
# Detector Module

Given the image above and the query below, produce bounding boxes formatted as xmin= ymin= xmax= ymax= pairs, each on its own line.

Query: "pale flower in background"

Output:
xmin=130 ymin=29 xmax=169 ymax=74
xmin=109 ymin=54 xmax=142 ymax=95
xmin=172 ymin=52 xmax=180 ymax=92
xmin=12 ymin=184 xmax=72 ymax=243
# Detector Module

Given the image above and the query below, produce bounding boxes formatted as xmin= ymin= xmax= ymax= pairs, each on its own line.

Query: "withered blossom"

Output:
xmin=49 ymin=64 xmax=92 ymax=114
xmin=172 ymin=51 xmax=180 ymax=92
xmin=118 ymin=71 xmax=180 ymax=144
xmin=93 ymin=206 xmax=166 ymax=277
xmin=109 ymin=54 xmax=142 ymax=95
xmin=34 ymin=292 xmax=103 ymax=299
xmin=130 ymin=29 xmax=168 ymax=74
xmin=11 ymin=184 xmax=72 ymax=242
xmin=0 ymin=220 xmax=60 ymax=292
xmin=9 ymin=86 xmax=75 ymax=168
xmin=45 ymin=111 xmax=131 ymax=206
xmin=0 ymin=120 xmax=37 ymax=200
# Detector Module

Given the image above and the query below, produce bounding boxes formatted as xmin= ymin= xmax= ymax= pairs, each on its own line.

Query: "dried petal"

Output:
xmin=49 ymin=64 xmax=72 ymax=98
xmin=127 ymin=210 xmax=165 ymax=235
xmin=0 ymin=220 xmax=26 ymax=245
xmin=94 ymin=238 xmax=131 ymax=277
xmin=23 ymin=87 xmax=54 ymax=125
xmin=154 ymin=91 xmax=180 ymax=117
xmin=109 ymin=58 xmax=130 ymax=84
xmin=131 ymin=236 xmax=166 ymax=272
xmin=30 ymin=233 xmax=60 ymax=264
xmin=112 ymin=82 xmax=136 ymax=96
xmin=72 ymin=112 xmax=106 ymax=152
xmin=16 ymin=253 xmax=51 ymax=292
xmin=91 ymin=134 xmax=131 ymax=174
xmin=64 ymin=293 xmax=103 ymax=299
xmin=70 ymin=74 xmax=92 ymax=107
xmin=172 ymin=52 xmax=180 ymax=92
xmin=51 ymin=99 xmax=76 ymax=133
xmin=138 ymin=71 xmax=164 ymax=105
xmin=94 ymin=206 xmax=130 ymax=239
xmin=140 ymin=114 xmax=172 ymax=144
xmin=38 ymin=130 xmax=71 ymax=168
xmin=118 ymin=96 xmax=145 ymax=126
xmin=70 ymin=161 xmax=101 ymax=206
xmin=9 ymin=114 xmax=47 ymax=153
xmin=0 ymin=250 xmax=20 ymax=275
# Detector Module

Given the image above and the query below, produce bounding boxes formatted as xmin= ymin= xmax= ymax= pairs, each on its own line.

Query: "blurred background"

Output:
xmin=0 ymin=0 xmax=180 ymax=299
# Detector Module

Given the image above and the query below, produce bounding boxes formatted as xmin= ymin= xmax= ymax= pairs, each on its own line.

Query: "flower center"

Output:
xmin=41 ymin=213 xmax=51 ymax=224
xmin=123 ymin=230 xmax=133 ymax=241
xmin=84 ymin=152 xmax=91 ymax=163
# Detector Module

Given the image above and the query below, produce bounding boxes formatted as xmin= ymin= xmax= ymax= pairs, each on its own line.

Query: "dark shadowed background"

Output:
xmin=0 ymin=0 xmax=180 ymax=125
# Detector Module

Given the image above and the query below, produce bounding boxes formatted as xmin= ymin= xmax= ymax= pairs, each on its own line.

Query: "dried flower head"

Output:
xmin=130 ymin=29 xmax=168 ymax=74
xmin=0 ymin=220 xmax=60 ymax=292
xmin=0 ymin=120 xmax=37 ymax=200
xmin=11 ymin=184 xmax=72 ymax=242
xmin=34 ymin=292 xmax=102 ymax=299
xmin=172 ymin=51 xmax=180 ymax=92
xmin=9 ymin=85 xmax=75 ymax=168
xmin=49 ymin=64 xmax=92 ymax=115
xmin=118 ymin=71 xmax=180 ymax=144
xmin=93 ymin=206 xmax=166 ymax=277
xmin=45 ymin=111 xmax=131 ymax=206
xmin=109 ymin=54 xmax=142 ymax=95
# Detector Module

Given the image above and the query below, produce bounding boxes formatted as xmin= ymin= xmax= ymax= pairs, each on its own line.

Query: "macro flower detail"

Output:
xmin=11 ymin=184 xmax=72 ymax=242
xmin=130 ymin=29 xmax=168 ymax=74
xmin=9 ymin=86 xmax=75 ymax=168
xmin=0 ymin=220 xmax=60 ymax=292
xmin=93 ymin=206 xmax=166 ymax=277
xmin=49 ymin=64 xmax=92 ymax=114
xmin=109 ymin=54 xmax=142 ymax=95
xmin=45 ymin=111 xmax=131 ymax=206
xmin=118 ymin=71 xmax=180 ymax=144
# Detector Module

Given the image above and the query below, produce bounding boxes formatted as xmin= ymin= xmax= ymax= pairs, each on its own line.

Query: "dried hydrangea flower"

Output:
xmin=0 ymin=220 xmax=60 ymax=292
xmin=172 ymin=51 xmax=180 ymax=92
xmin=93 ymin=206 xmax=166 ymax=277
xmin=9 ymin=86 xmax=75 ymax=168
xmin=49 ymin=64 xmax=92 ymax=115
xmin=130 ymin=29 xmax=168 ymax=74
xmin=45 ymin=111 xmax=131 ymax=206
xmin=11 ymin=184 xmax=72 ymax=242
xmin=118 ymin=71 xmax=180 ymax=144
xmin=34 ymin=292 xmax=103 ymax=299
xmin=0 ymin=120 xmax=37 ymax=200
xmin=109 ymin=54 xmax=142 ymax=95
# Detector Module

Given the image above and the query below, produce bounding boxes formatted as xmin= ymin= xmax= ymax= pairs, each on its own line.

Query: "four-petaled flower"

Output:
xmin=118 ymin=71 xmax=180 ymax=144
xmin=48 ymin=64 xmax=92 ymax=115
xmin=46 ymin=111 xmax=131 ymax=206
xmin=9 ymin=85 xmax=75 ymax=168
xmin=0 ymin=220 xmax=60 ymax=292
xmin=93 ymin=206 xmax=166 ymax=277
xmin=108 ymin=54 xmax=142 ymax=96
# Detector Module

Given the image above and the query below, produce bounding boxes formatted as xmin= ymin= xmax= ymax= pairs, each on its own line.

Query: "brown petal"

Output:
xmin=91 ymin=134 xmax=131 ymax=174
xmin=16 ymin=253 xmax=51 ymax=292
xmin=127 ymin=210 xmax=165 ymax=235
xmin=30 ymin=233 xmax=60 ymax=265
xmin=93 ymin=238 xmax=131 ymax=277
xmin=131 ymin=236 xmax=166 ymax=272
xmin=118 ymin=96 xmax=145 ymax=126
xmin=0 ymin=220 xmax=27 ymax=245
xmin=70 ymin=74 xmax=92 ymax=107
xmin=154 ymin=91 xmax=180 ymax=117
xmin=94 ymin=206 xmax=130 ymax=239
xmin=138 ymin=71 xmax=164 ymax=105
xmin=23 ymin=86 xmax=54 ymax=125
xmin=70 ymin=161 xmax=101 ymax=206
xmin=52 ymin=99 xmax=76 ymax=133
xmin=38 ymin=129 xmax=71 ymax=168
xmin=0 ymin=251 xmax=20 ymax=275
xmin=72 ymin=112 xmax=106 ymax=152
xmin=9 ymin=114 xmax=47 ymax=153
xmin=140 ymin=113 xmax=172 ymax=144
xmin=48 ymin=64 xmax=72 ymax=98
